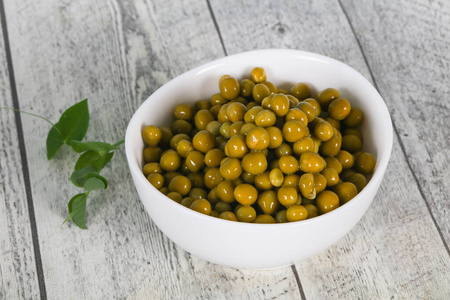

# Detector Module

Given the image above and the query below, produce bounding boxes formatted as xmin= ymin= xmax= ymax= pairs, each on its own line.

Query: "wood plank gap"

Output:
xmin=337 ymin=0 xmax=450 ymax=258
xmin=0 ymin=1 xmax=48 ymax=299
xmin=291 ymin=265 xmax=307 ymax=300
xmin=206 ymin=0 xmax=227 ymax=56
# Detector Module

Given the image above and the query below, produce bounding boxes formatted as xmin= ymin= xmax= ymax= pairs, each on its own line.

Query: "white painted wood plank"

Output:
xmin=4 ymin=0 xmax=300 ymax=299
xmin=0 ymin=13 xmax=40 ymax=300
xmin=341 ymin=0 xmax=450 ymax=245
xmin=209 ymin=0 xmax=450 ymax=297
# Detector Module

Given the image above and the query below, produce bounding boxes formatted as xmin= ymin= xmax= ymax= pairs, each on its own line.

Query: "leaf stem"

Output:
xmin=0 ymin=106 xmax=55 ymax=127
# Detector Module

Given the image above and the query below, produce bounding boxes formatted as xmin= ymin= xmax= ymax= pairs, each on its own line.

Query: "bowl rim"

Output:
xmin=125 ymin=48 xmax=393 ymax=229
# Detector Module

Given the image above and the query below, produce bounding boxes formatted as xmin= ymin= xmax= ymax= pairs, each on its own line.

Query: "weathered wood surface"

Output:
xmin=0 ymin=8 xmax=40 ymax=300
xmin=0 ymin=0 xmax=449 ymax=299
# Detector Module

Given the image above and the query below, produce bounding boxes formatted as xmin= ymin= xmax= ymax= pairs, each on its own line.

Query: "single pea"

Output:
xmin=304 ymin=204 xmax=318 ymax=219
xmin=342 ymin=107 xmax=364 ymax=127
xmin=319 ymin=134 xmax=342 ymax=157
xmin=143 ymin=162 xmax=162 ymax=176
xmin=240 ymin=171 xmax=256 ymax=184
xmin=254 ymin=214 xmax=276 ymax=224
xmin=160 ymin=149 xmax=181 ymax=171
xmin=285 ymin=108 xmax=308 ymax=127
xmin=246 ymin=127 xmax=270 ymax=150
xmin=283 ymin=120 xmax=307 ymax=143
xmin=176 ymin=139 xmax=194 ymax=158
xmin=277 ymin=186 xmax=298 ymax=207
xmin=158 ymin=126 xmax=173 ymax=148
xmin=316 ymin=190 xmax=340 ymax=214
xmin=219 ymin=121 xmax=231 ymax=139
xmin=293 ymin=136 xmax=315 ymax=155
xmin=328 ymin=98 xmax=351 ymax=120
xmin=266 ymin=126 xmax=283 ymax=149
xmin=269 ymin=168 xmax=284 ymax=187
xmin=219 ymin=157 xmax=243 ymax=180
xmin=299 ymin=173 xmax=316 ymax=199
xmin=187 ymin=172 xmax=205 ymax=188
xmin=282 ymin=174 xmax=300 ymax=188
xmin=314 ymin=120 xmax=334 ymax=142
xmin=219 ymin=211 xmax=238 ymax=221
xmin=143 ymin=146 xmax=162 ymax=163
xmin=335 ymin=182 xmax=358 ymax=205
xmin=189 ymin=187 xmax=208 ymax=200
xmin=168 ymin=175 xmax=192 ymax=196
xmin=255 ymin=109 xmax=277 ymax=127
xmin=219 ymin=76 xmax=240 ymax=100
xmin=254 ymin=171 xmax=272 ymax=190
xmin=174 ymin=103 xmax=194 ymax=121
xmin=240 ymin=123 xmax=257 ymax=136
xmin=275 ymin=210 xmax=288 ymax=223
xmin=185 ymin=150 xmax=205 ymax=172
xmin=227 ymin=102 xmax=247 ymax=122
xmin=229 ymin=121 xmax=244 ymax=137
xmin=257 ymin=190 xmax=280 ymax=215
xmin=236 ymin=205 xmax=257 ymax=222
xmin=194 ymin=109 xmax=214 ymax=131
xmin=142 ymin=125 xmax=162 ymax=146
xmin=325 ymin=157 xmax=343 ymax=174
xmin=318 ymin=88 xmax=339 ymax=111
xmin=336 ymin=150 xmax=354 ymax=169
xmin=204 ymin=148 xmax=225 ymax=167
xmin=274 ymin=143 xmax=293 ymax=158
xmin=240 ymin=79 xmax=256 ymax=97
xmin=190 ymin=199 xmax=212 ymax=215
xmin=242 ymin=151 xmax=268 ymax=175
xmin=278 ymin=155 xmax=299 ymax=174
xmin=341 ymin=134 xmax=362 ymax=153
xmin=355 ymin=152 xmax=376 ymax=175
xmin=347 ymin=173 xmax=367 ymax=192
xmin=286 ymin=205 xmax=309 ymax=222
xmin=181 ymin=197 xmax=195 ymax=208
xmin=204 ymin=168 xmax=223 ymax=189
xmin=321 ymin=167 xmax=340 ymax=187
xmin=195 ymin=99 xmax=211 ymax=111
xmin=261 ymin=94 xmax=274 ymax=109
xmin=192 ymin=130 xmax=215 ymax=153
xmin=250 ymin=67 xmax=267 ymax=83
xmin=291 ymin=83 xmax=311 ymax=100
xmin=296 ymin=102 xmax=316 ymax=123
xmin=299 ymin=152 xmax=325 ymax=173
xmin=234 ymin=183 xmax=258 ymax=205
xmin=166 ymin=191 xmax=183 ymax=203
xmin=209 ymin=104 xmax=222 ymax=119
xmin=224 ymin=135 xmax=249 ymax=158
xmin=216 ymin=180 xmax=236 ymax=203
xmin=210 ymin=93 xmax=227 ymax=106
xmin=270 ymin=94 xmax=290 ymax=117
xmin=206 ymin=120 xmax=221 ymax=137
xmin=343 ymin=128 xmax=362 ymax=140
xmin=252 ymin=83 xmax=271 ymax=103
xmin=147 ymin=173 xmax=165 ymax=189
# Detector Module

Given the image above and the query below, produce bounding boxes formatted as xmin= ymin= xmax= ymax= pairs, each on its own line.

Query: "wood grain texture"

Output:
xmin=341 ymin=0 xmax=450 ymax=245
xmin=4 ymin=0 xmax=299 ymax=298
xmin=210 ymin=0 xmax=450 ymax=298
xmin=0 ymin=12 xmax=40 ymax=300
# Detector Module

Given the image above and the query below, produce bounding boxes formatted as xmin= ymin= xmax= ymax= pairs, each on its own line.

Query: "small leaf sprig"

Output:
xmin=2 ymin=99 xmax=123 ymax=229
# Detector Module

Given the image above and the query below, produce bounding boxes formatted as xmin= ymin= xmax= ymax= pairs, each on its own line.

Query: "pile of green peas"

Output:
xmin=141 ymin=67 xmax=376 ymax=223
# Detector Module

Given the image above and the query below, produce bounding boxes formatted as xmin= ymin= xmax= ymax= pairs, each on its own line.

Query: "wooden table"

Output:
xmin=1 ymin=0 xmax=449 ymax=299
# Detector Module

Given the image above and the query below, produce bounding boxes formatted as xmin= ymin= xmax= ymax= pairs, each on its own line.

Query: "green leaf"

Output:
xmin=70 ymin=140 xmax=118 ymax=154
xmin=46 ymin=99 xmax=89 ymax=159
xmin=70 ymin=165 xmax=98 ymax=187
xmin=67 ymin=193 xmax=88 ymax=229
xmin=46 ymin=126 xmax=65 ymax=160
xmin=83 ymin=174 xmax=108 ymax=191
xmin=74 ymin=151 xmax=114 ymax=171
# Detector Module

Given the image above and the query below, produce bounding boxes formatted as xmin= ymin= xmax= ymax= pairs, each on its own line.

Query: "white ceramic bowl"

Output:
xmin=125 ymin=49 xmax=393 ymax=269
